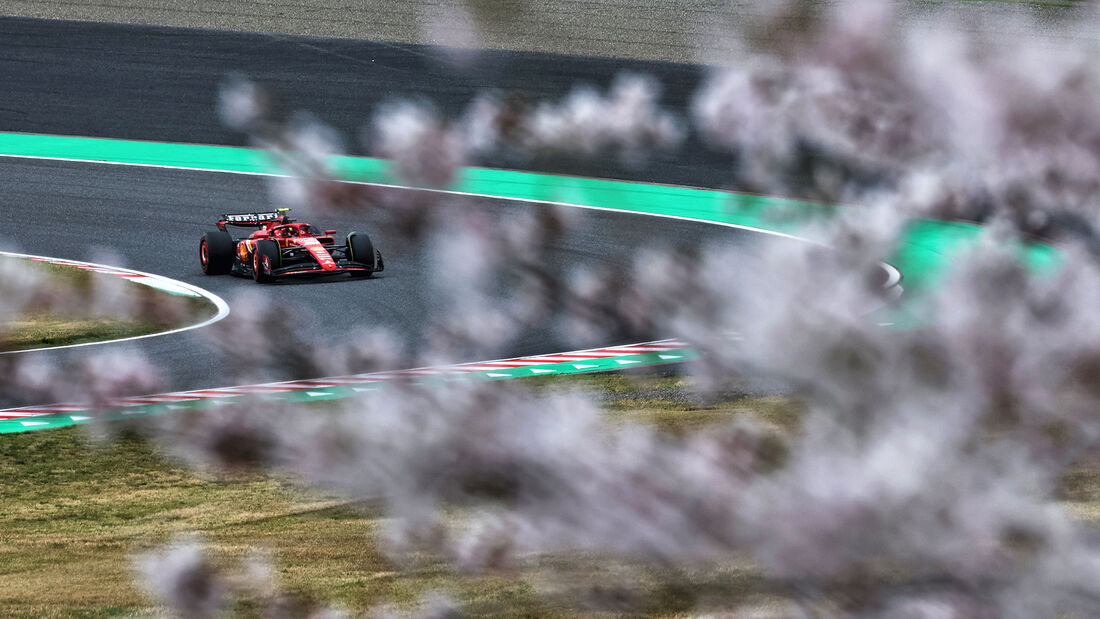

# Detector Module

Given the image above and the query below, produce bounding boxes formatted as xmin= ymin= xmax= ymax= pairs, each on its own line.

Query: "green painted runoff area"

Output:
xmin=0 ymin=350 xmax=696 ymax=433
xmin=0 ymin=131 xmax=1062 ymax=432
xmin=0 ymin=132 xmax=1059 ymax=296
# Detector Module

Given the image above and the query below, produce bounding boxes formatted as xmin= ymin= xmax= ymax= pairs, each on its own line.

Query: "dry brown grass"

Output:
xmin=0 ymin=427 xmax=545 ymax=616
xmin=1 ymin=374 xmax=1096 ymax=616
xmin=0 ymin=257 xmax=214 ymax=352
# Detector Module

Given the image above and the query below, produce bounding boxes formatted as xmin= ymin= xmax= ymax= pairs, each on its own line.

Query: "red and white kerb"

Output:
xmin=0 ymin=340 xmax=690 ymax=420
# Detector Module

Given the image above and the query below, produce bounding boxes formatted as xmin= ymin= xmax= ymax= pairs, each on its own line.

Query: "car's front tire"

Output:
xmin=200 ymin=230 xmax=234 ymax=275
xmin=346 ymin=232 xmax=376 ymax=278
xmin=252 ymin=239 xmax=280 ymax=283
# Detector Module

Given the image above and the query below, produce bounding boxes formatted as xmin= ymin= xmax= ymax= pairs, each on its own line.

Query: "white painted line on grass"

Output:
xmin=0 ymin=250 xmax=230 ymax=356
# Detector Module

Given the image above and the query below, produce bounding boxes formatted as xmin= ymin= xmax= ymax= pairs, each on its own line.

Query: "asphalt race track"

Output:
xmin=0 ymin=17 xmax=728 ymax=189
xmin=0 ymin=17 xmax=794 ymax=407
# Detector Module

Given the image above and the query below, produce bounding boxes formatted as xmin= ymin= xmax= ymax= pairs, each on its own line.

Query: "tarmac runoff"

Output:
xmin=0 ymin=132 xmax=1063 ymax=432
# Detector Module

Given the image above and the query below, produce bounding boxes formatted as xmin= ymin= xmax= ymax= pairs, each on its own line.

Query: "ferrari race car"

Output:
xmin=199 ymin=209 xmax=384 ymax=283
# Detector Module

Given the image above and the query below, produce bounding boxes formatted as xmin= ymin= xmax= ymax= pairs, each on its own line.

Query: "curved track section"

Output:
xmin=0 ymin=250 xmax=229 ymax=355
xmin=0 ymin=14 xmax=771 ymax=411
xmin=0 ymin=156 xmax=785 ymax=409
xmin=0 ymin=17 xmax=1059 ymax=426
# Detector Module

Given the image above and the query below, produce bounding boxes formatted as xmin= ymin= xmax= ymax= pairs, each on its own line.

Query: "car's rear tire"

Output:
xmin=347 ymin=232 xmax=376 ymax=278
xmin=253 ymin=239 xmax=280 ymax=283
xmin=200 ymin=230 xmax=234 ymax=275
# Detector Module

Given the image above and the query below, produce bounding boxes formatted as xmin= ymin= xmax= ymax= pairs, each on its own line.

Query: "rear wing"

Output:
xmin=216 ymin=209 xmax=291 ymax=231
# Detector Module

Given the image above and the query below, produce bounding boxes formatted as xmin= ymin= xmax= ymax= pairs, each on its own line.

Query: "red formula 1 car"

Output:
xmin=199 ymin=209 xmax=384 ymax=283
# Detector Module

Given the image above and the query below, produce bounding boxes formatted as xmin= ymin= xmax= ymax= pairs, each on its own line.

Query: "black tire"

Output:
xmin=347 ymin=232 xmax=376 ymax=278
xmin=200 ymin=230 xmax=234 ymax=275
xmin=252 ymin=239 xmax=281 ymax=283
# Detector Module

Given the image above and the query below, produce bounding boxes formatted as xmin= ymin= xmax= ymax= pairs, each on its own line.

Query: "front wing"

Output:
xmin=236 ymin=246 xmax=383 ymax=279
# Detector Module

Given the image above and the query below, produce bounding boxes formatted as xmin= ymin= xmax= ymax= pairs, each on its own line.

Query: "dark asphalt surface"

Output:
xmin=0 ymin=18 xmax=792 ymax=406
xmin=0 ymin=156 xmax=777 ymax=406
xmin=0 ymin=16 xmax=734 ymax=189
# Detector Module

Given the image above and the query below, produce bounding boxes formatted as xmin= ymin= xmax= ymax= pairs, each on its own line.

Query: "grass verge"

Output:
xmin=0 ymin=372 xmax=1096 ymax=616
xmin=0 ymin=257 xmax=215 ymax=352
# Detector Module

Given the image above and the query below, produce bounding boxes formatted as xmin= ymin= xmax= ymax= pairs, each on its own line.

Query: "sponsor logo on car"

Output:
xmin=224 ymin=212 xmax=279 ymax=223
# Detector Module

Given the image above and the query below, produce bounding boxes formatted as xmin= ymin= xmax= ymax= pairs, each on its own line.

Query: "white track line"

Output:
xmin=0 ymin=151 xmax=811 ymax=243
xmin=0 ymin=150 xmax=905 ymax=280
xmin=0 ymin=250 xmax=230 ymax=355
xmin=0 ymin=151 xmax=903 ymax=421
